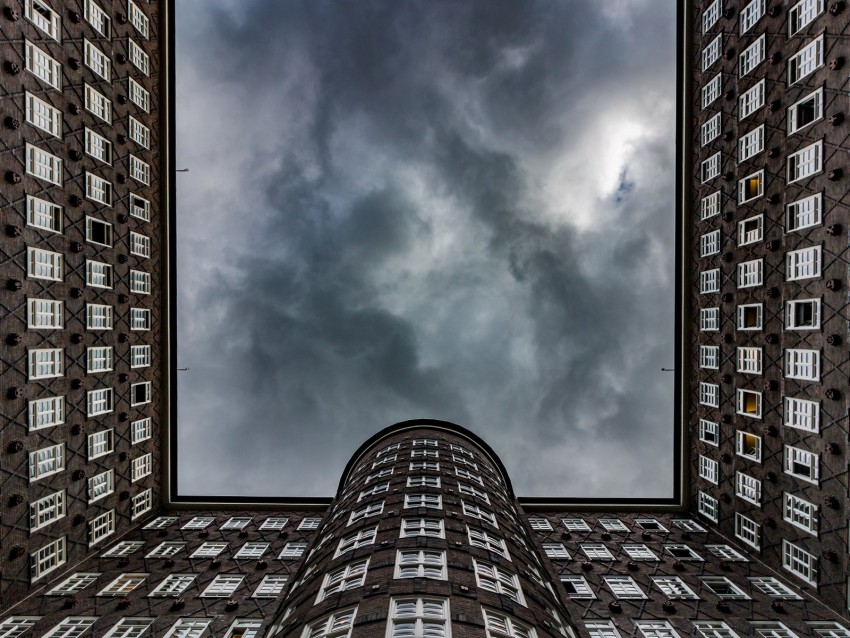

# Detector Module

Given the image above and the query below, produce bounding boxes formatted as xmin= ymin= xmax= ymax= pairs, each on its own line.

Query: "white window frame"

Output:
xmin=701 ymin=191 xmax=721 ymax=220
xmin=740 ymin=0 xmax=765 ymax=33
xmin=736 ymin=390 xmax=762 ymax=419
xmin=26 ymin=143 xmax=62 ymax=185
xmin=788 ymin=36 xmax=824 ymax=85
xmin=701 ymin=113 xmax=721 ymax=147
xmin=652 ymin=576 xmax=699 ymax=599
xmin=25 ymin=91 xmax=61 ymax=137
xmin=739 ymin=170 xmax=764 ymax=206
xmin=699 ymin=455 xmax=719 ymax=484
xmin=785 ymin=348 xmax=820 ymax=381
xmin=700 ymin=268 xmax=720 ymax=294
xmin=25 ymin=40 xmax=61 ymax=89
xmin=701 ymin=153 xmax=721 ymax=183
xmin=148 ymin=574 xmax=196 ymax=597
xmin=32 ymin=537 xmax=66 ymax=581
xmin=749 ymin=578 xmax=802 ymax=600
xmin=84 ymin=84 xmax=111 ymax=123
xmin=89 ymin=509 xmax=116 ymax=546
xmin=396 ymin=549 xmax=447 ymax=580
xmin=739 ymin=79 xmax=765 ymax=119
xmin=128 ymin=115 xmax=150 ymax=149
xmin=28 ymin=395 xmax=65 ymax=431
xmin=788 ymin=87 xmax=823 ymax=134
xmin=30 ymin=489 xmax=65 ymax=531
xmin=27 ymin=298 xmax=63 ymax=329
xmin=604 ymin=575 xmax=647 ymax=599
xmin=317 ymin=559 xmax=368 ymax=602
xmin=736 ymin=472 xmax=762 ymax=505
xmin=738 ymin=125 xmax=764 ymax=162
xmin=699 ymin=382 xmax=719 ymax=408
xmin=87 ymin=428 xmax=114 ymax=459
xmin=737 ymin=259 xmax=763 ymax=288
xmin=736 ymin=430 xmax=762 ymax=461
xmin=86 ymin=388 xmax=114 ymax=417
xmin=29 ymin=443 xmax=64 ymax=481
xmin=782 ymin=540 xmax=817 ymax=585
xmin=128 ymin=38 xmax=149 ymax=75
xmin=787 ymin=141 xmax=822 ymax=183
xmin=789 ymin=0 xmax=824 ymax=35
xmin=737 ymin=303 xmax=763 ymax=330
xmin=734 ymin=513 xmax=761 ymax=550
xmin=699 ymin=307 xmax=720 ymax=331
xmin=88 ymin=469 xmax=114 ymax=503
xmin=84 ymin=39 xmax=111 ymax=81
xmin=737 ymin=346 xmax=762 ymax=374
xmin=783 ymin=492 xmax=818 ymax=534
xmin=739 ymin=34 xmax=765 ymax=77
xmin=786 ymin=245 xmax=821 ymax=280
xmin=26 ymin=195 xmax=62 ymax=233
xmin=785 ymin=444 xmax=819 ymax=483
xmin=702 ymin=34 xmax=722 ymax=71
xmin=699 ymin=419 xmax=719 ymax=446
xmin=702 ymin=73 xmax=722 ymax=109
xmin=701 ymin=229 xmax=721 ymax=256
xmin=128 ymin=77 xmax=150 ymax=112
xmin=87 ymin=346 xmax=113 ymax=373
xmin=784 ymin=396 xmax=819 ymax=433
xmin=786 ymin=193 xmax=822 ymax=232
xmin=28 ymin=347 xmax=64 ymax=379
xmin=200 ymin=574 xmax=244 ymax=598
xmin=84 ymin=0 xmax=110 ymax=37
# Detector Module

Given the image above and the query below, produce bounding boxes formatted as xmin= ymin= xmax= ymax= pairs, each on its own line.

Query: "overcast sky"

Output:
xmin=175 ymin=0 xmax=677 ymax=498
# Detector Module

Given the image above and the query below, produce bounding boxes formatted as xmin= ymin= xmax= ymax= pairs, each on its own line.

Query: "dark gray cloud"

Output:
xmin=175 ymin=0 xmax=677 ymax=497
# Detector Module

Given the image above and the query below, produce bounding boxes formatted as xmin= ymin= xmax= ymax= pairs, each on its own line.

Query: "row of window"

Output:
xmin=700 ymin=202 xmax=823 ymax=255
xmin=702 ymin=0 xmax=823 ymax=38
xmin=25 ymin=143 xmax=151 ymax=191
xmin=586 ymin=619 xmax=849 ymax=638
xmin=27 ymin=194 xmax=151 ymax=238
xmin=24 ymin=0 xmax=150 ymax=43
xmin=699 ymin=246 xmax=821 ymax=296
xmin=541 ymin=539 xmax=748 ymax=562
xmin=700 ymin=346 xmax=822 ymax=380
xmin=563 ymin=573 xmax=798 ymax=600
xmin=30 ymin=439 xmax=152 ymax=482
xmin=700 ymin=299 xmax=821 ymax=332
xmin=0 ymin=616 xmax=259 ymax=638
xmin=528 ymin=516 xmax=707 ymax=534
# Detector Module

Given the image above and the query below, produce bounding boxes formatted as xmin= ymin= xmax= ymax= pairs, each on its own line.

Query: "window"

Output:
xmin=396 ymin=550 xmax=446 ymax=580
xmin=163 ymin=620 xmax=212 ymax=638
xmin=130 ymin=194 xmax=151 ymax=221
xmin=29 ymin=443 xmax=64 ymax=481
xmin=785 ymin=445 xmax=819 ymax=483
xmin=25 ymin=40 xmax=61 ymax=89
xmin=561 ymin=517 xmax=591 ymax=531
xmin=27 ymin=298 xmax=63 ymax=329
xmin=739 ymin=79 xmax=765 ymax=119
xmin=103 ymin=541 xmax=145 ymax=557
xmin=734 ymin=513 xmax=761 ymax=550
xmin=702 ymin=73 xmax=722 ymax=108
xmin=598 ymin=518 xmax=629 ymax=532
xmin=699 ymin=455 xmax=719 ymax=484
xmin=737 ymin=303 xmax=763 ymax=330
xmin=47 ymin=573 xmax=100 ymax=596
xmin=401 ymin=518 xmax=444 ymax=538
xmin=128 ymin=115 xmax=150 ymax=148
xmin=298 ymin=517 xmax=322 ymax=530
xmin=604 ymin=576 xmax=647 ymax=599
xmin=85 ymin=128 xmax=112 ymax=164
xmin=130 ymin=345 xmax=152 ymax=369
xmin=738 ymin=170 xmax=763 ymax=203
xmin=86 ymin=173 xmax=113 ymax=207
xmin=738 ymin=215 xmax=762 ymax=246
xmin=672 ymin=519 xmax=706 ymax=532
xmin=128 ymin=77 xmax=150 ymax=112
xmin=701 ymin=191 xmax=721 ymax=220
xmin=737 ymin=259 xmax=762 ymax=288
xmin=131 ymin=490 xmax=152 ymax=520
xmin=557 ymin=575 xmax=595 ymax=601
xmin=542 ymin=543 xmax=569 ymax=559
xmin=131 ymin=453 xmax=152 ymax=481
xmin=586 ymin=622 xmax=622 ymax=638
xmin=149 ymin=574 xmax=195 ymax=597
xmin=84 ymin=84 xmax=111 ymax=123
xmin=42 ymin=618 xmax=100 ymax=638
xmin=702 ymin=34 xmax=722 ymax=71
xmin=789 ymin=0 xmax=824 ymax=34
xmin=25 ymin=91 xmax=61 ymax=137
xmin=786 ymin=193 xmax=822 ymax=232
xmin=787 ymin=246 xmax=822 ymax=282
xmin=787 ymin=141 xmax=822 ymax=183
xmin=234 ymin=542 xmax=269 ymax=559
xmin=783 ymin=492 xmax=818 ymax=534
xmin=664 ymin=544 xmax=703 ymax=561
xmin=88 ymin=469 xmax=114 ymax=502
xmin=738 ymin=126 xmax=764 ymax=162
xmin=30 ymin=489 xmax=65 ymax=530
xmin=128 ymin=38 xmax=149 ymax=74
xmin=301 ymin=607 xmax=356 ymax=638
xmin=253 ymin=575 xmax=289 ymax=598
xmin=622 ymin=544 xmax=659 ymax=561
xmin=581 ymin=543 xmax=614 ymax=560
xmin=24 ymin=0 xmax=60 ymax=40
xmin=317 ymin=559 xmax=368 ymax=601
xmin=86 ymin=217 xmax=112 ymax=246
xmin=97 ymin=574 xmax=148 ymax=596
xmin=26 ymin=195 xmax=62 ymax=233
xmin=102 ymin=619 xmax=155 ymax=638
xmin=462 ymin=502 xmax=497 ymax=527
xmin=749 ymin=578 xmax=802 ymax=600
xmin=130 ymin=381 xmax=152 ymax=407
xmin=84 ymin=39 xmax=111 ymax=80
xmin=221 ymin=517 xmax=252 ymax=530
xmin=474 ymin=559 xmax=524 ymax=604
xmin=737 ymin=347 xmax=762 ymax=374
xmin=26 ymin=143 xmax=62 ymax=185
xmin=528 ymin=516 xmax=552 ymax=531
xmin=740 ymin=34 xmax=765 ymax=76
xmin=701 ymin=153 xmax=721 ymax=183
xmin=784 ymin=396 xmax=819 ymax=433
xmin=89 ymin=509 xmax=116 ymax=546
xmin=200 ymin=574 xmax=243 ymax=598
xmin=87 ymin=388 xmax=114 ymax=417
xmin=279 ymin=542 xmax=307 ymax=558
xmin=786 ymin=348 xmax=820 ymax=381
xmin=87 ymin=429 xmax=114 ymax=459
xmin=701 ymin=113 xmax=721 ymax=146
xmin=736 ymin=472 xmax=761 ymax=505
xmin=699 ymin=419 xmax=719 ymax=446
xmin=84 ymin=261 xmax=113 ymax=289
xmin=700 ymin=307 xmax=719 ymax=331
xmin=84 ymin=0 xmax=110 ymax=36
xmin=483 ymin=607 xmax=535 ymax=638
xmin=143 ymin=516 xmax=178 ymax=529
xmin=408 ymin=475 xmax=440 ymax=488
xmin=653 ymin=576 xmax=699 ymax=599
xmin=467 ymin=527 xmax=508 ymax=558
xmin=783 ymin=540 xmax=818 ymax=585
xmin=699 ymin=382 xmax=719 ymax=408
xmin=130 ymin=232 xmax=151 ymax=257
xmin=702 ymin=0 xmax=721 ymax=32
xmin=693 ymin=622 xmax=742 ymax=638
xmin=405 ymin=493 xmax=442 ymax=509
xmin=736 ymin=390 xmax=762 ymax=418
xmin=28 ymin=347 xmax=63 ymax=379
xmin=29 ymin=395 xmax=64 ymax=432
xmin=700 ymin=269 xmax=720 ymax=294
xmin=736 ymin=430 xmax=762 ymax=461
xmin=348 ymin=501 xmax=384 ymax=524
xmin=740 ymin=0 xmax=765 ymax=33
xmin=335 ymin=526 xmax=377 ymax=557
xmin=706 ymin=544 xmax=748 ymax=561
xmin=788 ymin=36 xmax=824 ymax=84
xmin=32 ymin=537 xmax=66 ymax=581
xmin=701 ymin=229 xmax=720 ymax=256
xmin=191 ymin=542 xmax=227 ymax=558
xmin=128 ymin=0 xmax=149 ymax=36
xmin=87 ymin=346 xmax=113 ymax=373
xmin=0 ymin=618 xmax=41 ymax=637
xmin=410 ymin=460 xmax=439 ymax=472
xmin=788 ymin=88 xmax=823 ymax=136
xmin=130 ymin=155 xmax=150 ymax=185
xmin=130 ymin=308 xmax=151 ymax=330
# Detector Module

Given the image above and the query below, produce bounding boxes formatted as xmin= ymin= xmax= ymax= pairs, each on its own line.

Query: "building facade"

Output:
xmin=1 ymin=0 xmax=850 ymax=636
xmin=689 ymin=0 xmax=850 ymax=617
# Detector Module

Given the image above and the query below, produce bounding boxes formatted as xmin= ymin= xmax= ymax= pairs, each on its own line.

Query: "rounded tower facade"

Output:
xmin=264 ymin=419 xmax=578 ymax=638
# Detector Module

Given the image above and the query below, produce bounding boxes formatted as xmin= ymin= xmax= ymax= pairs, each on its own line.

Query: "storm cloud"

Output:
xmin=175 ymin=0 xmax=678 ymax=497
